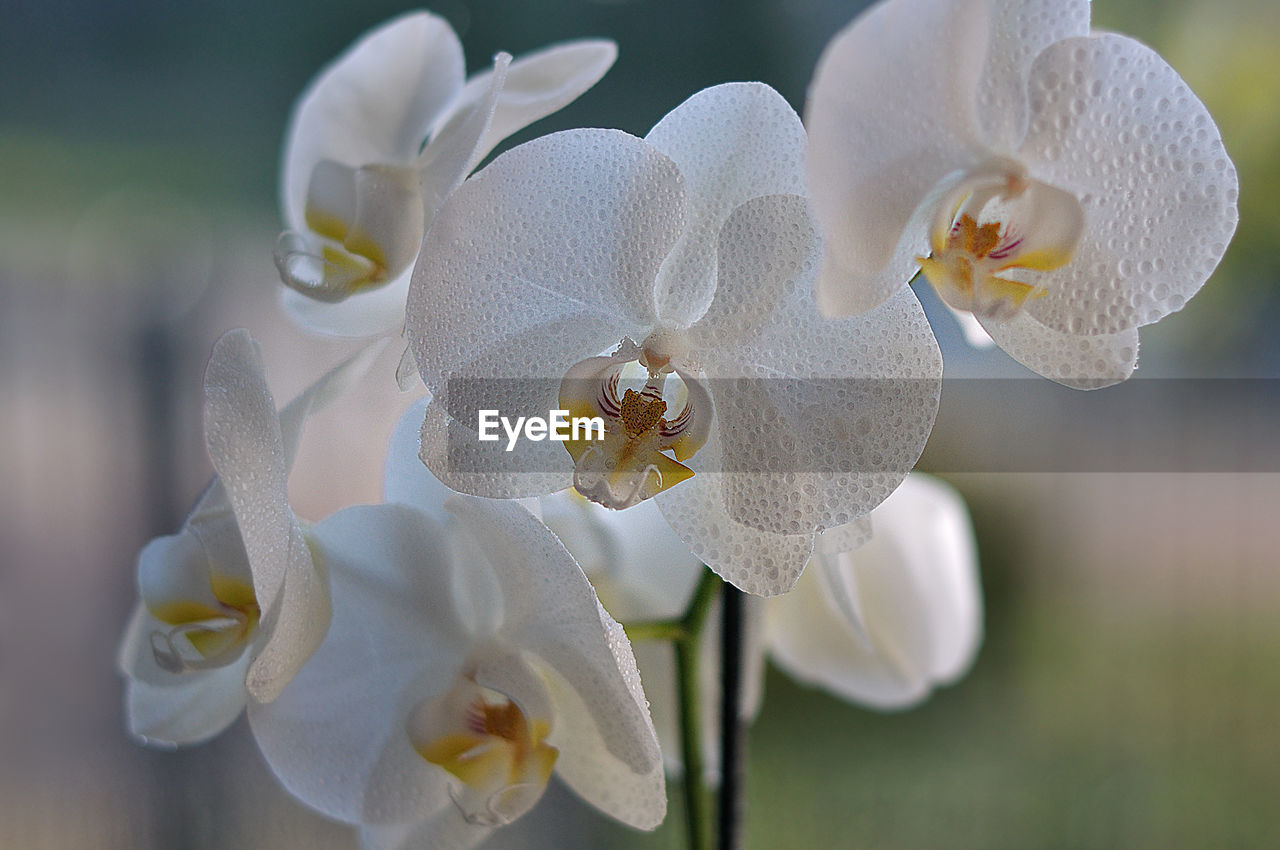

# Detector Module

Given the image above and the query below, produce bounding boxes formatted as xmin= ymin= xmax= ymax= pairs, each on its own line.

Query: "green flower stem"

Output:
xmin=671 ymin=568 xmax=722 ymax=850
xmin=622 ymin=568 xmax=722 ymax=850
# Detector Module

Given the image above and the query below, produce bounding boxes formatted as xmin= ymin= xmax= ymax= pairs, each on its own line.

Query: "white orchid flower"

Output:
xmin=806 ymin=0 xmax=1238 ymax=388
xmin=386 ymin=399 xmax=754 ymax=782
xmin=117 ymin=330 xmax=374 ymax=745
xmin=275 ymin=10 xmax=617 ymax=337
xmin=408 ymin=82 xmax=942 ymax=596
xmin=247 ymin=495 xmax=666 ymax=850
xmin=766 ymin=473 xmax=982 ymax=709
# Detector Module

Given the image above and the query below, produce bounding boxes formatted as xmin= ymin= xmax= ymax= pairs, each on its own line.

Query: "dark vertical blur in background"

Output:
xmin=3 ymin=1 xmax=1279 ymax=847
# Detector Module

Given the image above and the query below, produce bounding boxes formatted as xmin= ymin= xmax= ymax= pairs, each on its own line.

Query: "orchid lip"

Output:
xmin=917 ymin=158 xmax=1085 ymax=322
xmin=558 ymin=339 xmax=712 ymax=510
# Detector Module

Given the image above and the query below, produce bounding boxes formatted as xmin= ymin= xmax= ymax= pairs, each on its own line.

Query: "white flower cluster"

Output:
xmin=119 ymin=3 xmax=1235 ymax=848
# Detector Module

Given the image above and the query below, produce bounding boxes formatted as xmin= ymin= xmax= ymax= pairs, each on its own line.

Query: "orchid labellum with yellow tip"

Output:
xmin=407 ymin=82 xmax=942 ymax=596
xmin=806 ymin=0 xmax=1238 ymax=388
xmin=117 ymin=329 xmax=374 ymax=745
xmin=275 ymin=10 xmax=616 ymax=337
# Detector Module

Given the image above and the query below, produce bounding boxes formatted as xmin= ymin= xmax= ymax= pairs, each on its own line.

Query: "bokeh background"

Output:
xmin=3 ymin=0 xmax=1279 ymax=847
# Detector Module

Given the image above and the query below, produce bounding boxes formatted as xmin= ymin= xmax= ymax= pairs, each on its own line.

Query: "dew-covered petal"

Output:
xmin=202 ymin=330 xmax=326 ymax=702
xmin=699 ymin=196 xmax=942 ymax=554
xmin=1018 ymin=34 xmax=1238 ymax=335
xmin=249 ymin=504 xmax=465 ymax=824
xmin=419 ymin=53 xmax=512 ymax=224
xmin=978 ymin=310 xmax=1139 ymax=389
xmin=806 ymin=0 xmax=989 ymax=313
xmin=281 ymin=11 xmax=464 ymax=229
xmin=534 ymin=661 xmax=666 ymax=830
xmin=444 ymin=496 xmax=663 ymax=777
xmin=644 ymin=83 xmax=807 ymax=325
xmin=766 ymin=474 xmax=982 ymax=709
xmin=408 ymin=129 xmax=686 ymax=394
xmin=416 ymin=394 xmax=575 ymax=501
xmin=687 ymin=194 xmax=807 ymax=351
xmin=973 ymin=0 xmax=1091 ymax=150
xmin=654 ymin=429 xmax=816 ymax=597
xmin=433 ymin=39 xmax=618 ymax=175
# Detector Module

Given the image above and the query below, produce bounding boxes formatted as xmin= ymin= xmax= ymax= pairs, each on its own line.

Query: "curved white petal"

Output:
xmin=644 ymin=83 xmax=808 ymax=325
xmin=698 ymin=195 xmax=942 ymax=555
xmin=281 ymin=11 xmax=464 ymax=229
xmin=536 ymin=661 xmax=666 ymax=830
xmin=416 ymin=395 xmax=574 ymax=500
xmin=1018 ymin=34 xmax=1238 ymax=335
xmin=973 ymin=0 xmax=1091 ymax=149
xmin=280 ymin=273 xmax=411 ymax=338
xmin=135 ymin=530 xmax=233 ymax=620
xmin=419 ymin=53 xmax=512 ymax=224
xmin=655 ymin=428 xmax=816 ymax=597
xmin=123 ymin=635 xmax=252 ymax=748
xmin=444 ymin=497 xmax=663 ymax=777
xmin=434 ymin=39 xmax=618 ymax=174
xmin=384 ymin=398 xmax=458 ymax=519
xmin=249 ymin=504 xmax=466 ymax=825
xmin=978 ymin=310 xmax=1139 ymax=389
xmin=945 ymin=302 xmax=997 ymax=348
xmin=408 ymin=128 xmax=686 ymax=394
xmin=537 ymin=493 xmax=702 ymax=622
xmin=361 ymin=810 xmax=492 ymax=850
xmin=766 ymin=474 xmax=982 ymax=709
xmin=687 ymin=193 xmax=808 ymax=351
xmin=805 ymin=0 xmax=990 ymax=312
xmin=202 ymin=330 xmax=326 ymax=702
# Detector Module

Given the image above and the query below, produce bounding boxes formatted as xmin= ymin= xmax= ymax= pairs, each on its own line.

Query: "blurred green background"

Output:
xmin=2 ymin=0 xmax=1279 ymax=848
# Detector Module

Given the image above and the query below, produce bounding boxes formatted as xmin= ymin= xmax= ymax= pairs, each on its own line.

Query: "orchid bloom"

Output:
xmin=117 ymin=330 xmax=371 ymax=746
xmin=766 ymin=473 xmax=982 ymax=709
xmin=275 ymin=10 xmax=616 ymax=337
xmin=247 ymin=497 xmax=665 ymax=850
xmin=806 ymin=0 xmax=1238 ymax=388
xmin=407 ymin=82 xmax=942 ymax=596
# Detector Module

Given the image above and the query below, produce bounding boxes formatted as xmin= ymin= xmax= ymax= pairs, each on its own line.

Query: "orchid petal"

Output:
xmin=444 ymin=496 xmax=662 ymax=777
xmin=537 ymin=494 xmax=702 ymax=622
xmin=644 ymin=83 xmax=807 ymax=325
xmin=805 ymin=0 xmax=990 ymax=313
xmin=434 ymin=39 xmax=618 ymax=174
xmin=249 ymin=504 xmax=464 ymax=824
xmin=136 ymin=530 xmax=235 ymax=621
xmin=535 ymin=661 xmax=666 ymax=830
xmin=123 ymin=641 xmax=253 ymax=748
xmin=766 ymin=474 xmax=982 ymax=709
xmin=361 ymin=811 xmax=491 ymax=850
xmin=945 ymin=302 xmax=997 ymax=348
xmin=281 ymin=11 xmax=464 ymax=230
xmin=279 ymin=275 xmax=412 ymax=338
xmin=1018 ymin=34 xmax=1238 ymax=335
xmin=978 ymin=310 xmax=1139 ymax=389
xmin=384 ymin=398 xmax=458 ymax=520
xmin=419 ymin=53 xmax=512 ymax=223
xmin=202 ymin=330 xmax=325 ymax=702
xmin=697 ymin=196 xmax=941 ymax=570
xmin=655 ymin=428 xmax=816 ymax=597
xmin=973 ymin=0 xmax=1091 ymax=149
xmin=408 ymin=129 xmax=685 ymax=394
